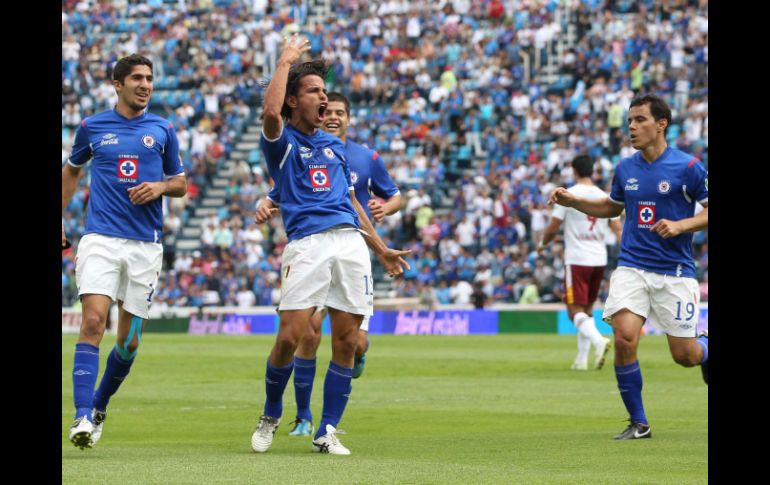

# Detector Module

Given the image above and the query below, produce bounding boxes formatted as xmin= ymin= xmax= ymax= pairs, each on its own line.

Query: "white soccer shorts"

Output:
xmin=280 ymin=227 xmax=374 ymax=317
xmin=75 ymin=233 xmax=162 ymax=319
xmin=603 ymin=266 xmax=700 ymax=338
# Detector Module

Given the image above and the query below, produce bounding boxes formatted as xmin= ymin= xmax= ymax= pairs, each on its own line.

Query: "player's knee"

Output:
xmin=671 ymin=348 xmax=699 ymax=367
xmin=275 ymin=333 xmax=300 ymax=358
xmin=614 ymin=334 xmax=637 ymax=354
xmin=80 ymin=312 xmax=106 ymax=339
xmin=299 ymin=332 xmax=321 ymax=353
xmin=332 ymin=332 xmax=357 ymax=358
xmin=116 ymin=337 xmax=140 ymax=355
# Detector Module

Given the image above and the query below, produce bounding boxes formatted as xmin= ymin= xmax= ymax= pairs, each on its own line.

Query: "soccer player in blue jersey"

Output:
xmin=255 ymin=92 xmax=402 ymax=438
xmin=549 ymin=94 xmax=708 ymax=440
xmin=62 ymin=54 xmax=187 ymax=449
xmin=250 ymin=34 xmax=410 ymax=455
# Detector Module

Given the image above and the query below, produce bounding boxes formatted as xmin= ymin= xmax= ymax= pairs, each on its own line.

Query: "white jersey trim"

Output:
xmin=67 ymin=158 xmax=90 ymax=167
xmin=279 ymin=144 xmax=292 ymax=170
xmin=261 ymin=126 xmax=283 ymax=143
xmin=682 ymin=185 xmax=692 ymax=203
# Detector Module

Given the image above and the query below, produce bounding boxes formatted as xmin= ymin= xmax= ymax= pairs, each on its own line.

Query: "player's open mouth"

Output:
xmin=318 ymin=103 xmax=327 ymax=119
xmin=325 ymin=122 xmax=340 ymax=129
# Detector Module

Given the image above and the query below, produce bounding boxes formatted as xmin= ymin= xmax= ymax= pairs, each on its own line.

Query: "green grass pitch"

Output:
xmin=62 ymin=334 xmax=707 ymax=484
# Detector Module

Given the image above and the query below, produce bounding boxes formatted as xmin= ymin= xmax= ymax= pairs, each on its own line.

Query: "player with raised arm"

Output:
xmin=256 ymin=91 xmax=402 ymax=437
xmin=250 ymin=34 xmax=410 ymax=455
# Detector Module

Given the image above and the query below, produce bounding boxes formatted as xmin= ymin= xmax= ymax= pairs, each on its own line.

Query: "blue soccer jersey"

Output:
xmin=260 ymin=124 xmax=359 ymax=241
xmin=67 ymin=109 xmax=184 ymax=242
xmin=267 ymin=139 xmax=400 ymax=221
xmin=609 ymin=147 xmax=708 ymax=277
xmin=344 ymin=141 xmax=400 ymax=219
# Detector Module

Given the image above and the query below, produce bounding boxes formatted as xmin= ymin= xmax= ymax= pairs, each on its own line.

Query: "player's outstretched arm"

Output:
xmin=255 ymin=197 xmax=280 ymax=224
xmin=350 ymin=191 xmax=410 ymax=276
xmin=549 ymin=187 xmax=623 ymax=218
xmin=651 ymin=205 xmax=708 ymax=239
xmin=263 ymin=33 xmax=310 ymax=140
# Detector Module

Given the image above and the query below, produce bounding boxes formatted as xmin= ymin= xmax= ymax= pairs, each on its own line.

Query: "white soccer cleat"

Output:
xmin=90 ymin=409 xmax=106 ymax=446
xmin=571 ymin=360 xmax=588 ymax=371
xmin=594 ymin=337 xmax=612 ymax=370
xmin=251 ymin=415 xmax=280 ymax=453
xmin=69 ymin=415 xmax=93 ymax=449
xmin=312 ymin=424 xmax=351 ymax=455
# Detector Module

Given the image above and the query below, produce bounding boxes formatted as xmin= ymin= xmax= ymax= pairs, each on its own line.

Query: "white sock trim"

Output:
xmin=574 ymin=312 xmax=604 ymax=346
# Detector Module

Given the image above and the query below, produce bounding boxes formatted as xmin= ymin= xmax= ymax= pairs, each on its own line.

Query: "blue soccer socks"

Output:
xmin=697 ymin=334 xmax=708 ymax=364
xmin=315 ymin=361 xmax=353 ymax=440
xmin=615 ymin=361 xmax=648 ymax=425
xmin=264 ymin=360 xmax=294 ymax=418
xmin=293 ymin=356 xmax=317 ymax=422
xmin=92 ymin=346 xmax=135 ymax=412
xmin=73 ymin=343 xmax=99 ymax=420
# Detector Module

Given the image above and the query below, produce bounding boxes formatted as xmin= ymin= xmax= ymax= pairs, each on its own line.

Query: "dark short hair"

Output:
xmin=630 ymin=94 xmax=672 ymax=132
xmin=112 ymin=54 xmax=153 ymax=84
xmin=327 ymin=92 xmax=350 ymax=115
xmin=281 ymin=59 xmax=328 ymax=118
xmin=571 ymin=154 xmax=594 ymax=178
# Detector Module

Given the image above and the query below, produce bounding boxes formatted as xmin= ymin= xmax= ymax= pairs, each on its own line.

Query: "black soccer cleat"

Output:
xmin=613 ymin=421 xmax=651 ymax=440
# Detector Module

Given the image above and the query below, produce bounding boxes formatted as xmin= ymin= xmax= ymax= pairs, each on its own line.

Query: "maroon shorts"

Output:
xmin=564 ymin=264 xmax=605 ymax=306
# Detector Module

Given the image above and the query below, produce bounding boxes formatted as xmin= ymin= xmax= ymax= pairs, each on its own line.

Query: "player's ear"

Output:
xmin=286 ymin=95 xmax=298 ymax=109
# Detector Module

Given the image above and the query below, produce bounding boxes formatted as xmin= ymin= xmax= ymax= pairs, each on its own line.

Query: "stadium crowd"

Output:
xmin=62 ymin=0 xmax=708 ymax=308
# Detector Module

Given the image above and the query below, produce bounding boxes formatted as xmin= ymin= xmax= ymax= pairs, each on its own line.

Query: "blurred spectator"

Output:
xmin=471 ymin=282 xmax=488 ymax=309
xmin=449 ymin=279 xmax=473 ymax=305
xmin=236 ymin=284 xmax=257 ymax=308
xmin=417 ymin=281 xmax=438 ymax=311
xmin=518 ymin=277 xmax=540 ymax=304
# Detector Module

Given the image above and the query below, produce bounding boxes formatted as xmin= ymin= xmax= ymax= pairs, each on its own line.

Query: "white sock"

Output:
xmin=574 ymin=312 xmax=605 ymax=347
xmin=576 ymin=333 xmax=590 ymax=364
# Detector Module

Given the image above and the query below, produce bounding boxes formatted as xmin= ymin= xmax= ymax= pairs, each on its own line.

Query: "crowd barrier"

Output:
xmin=62 ymin=303 xmax=708 ymax=336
